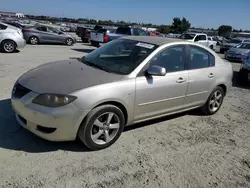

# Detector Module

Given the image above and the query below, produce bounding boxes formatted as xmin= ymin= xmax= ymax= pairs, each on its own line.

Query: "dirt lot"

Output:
xmin=0 ymin=43 xmax=250 ymax=188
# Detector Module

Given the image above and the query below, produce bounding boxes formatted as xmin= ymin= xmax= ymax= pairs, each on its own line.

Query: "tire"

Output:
xmin=29 ymin=36 xmax=39 ymax=45
xmin=66 ymin=38 xmax=74 ymax=46
xmin=1 ymin=40 xmax=16 ymax=53
xmin=78 ymin=105 xmax=125 ymax=150
xmin=90 ymin=41 xmax=100 ymax=47
xmin=201 ymin=86 xmax=225 ymax=115
xmin=81 ymin=37 xmax=89 ymax=43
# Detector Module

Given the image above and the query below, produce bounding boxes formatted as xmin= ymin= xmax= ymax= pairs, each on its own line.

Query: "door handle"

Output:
xmin=176 ymin=77 xmax=186 ymax=83
xmin=208 ymin=73 xmax=215 ymax=78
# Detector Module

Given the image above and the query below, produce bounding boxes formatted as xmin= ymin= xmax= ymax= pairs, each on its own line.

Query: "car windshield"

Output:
xmin=80 ymin=39 xmax=157 ymax=75
xmin=180 ymin=33 xmax=195 ymax=40
xmin=237 ymin=43 xmax=250 ymax=49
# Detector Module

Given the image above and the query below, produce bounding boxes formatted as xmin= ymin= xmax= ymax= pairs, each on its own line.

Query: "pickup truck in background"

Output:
xmin=76 ymin=25 xmax=103 ymax=43
xmin=90 ymin=26 xmax=149 ymax=47
xmin=180 ymin=33 xmax=217 ymax=50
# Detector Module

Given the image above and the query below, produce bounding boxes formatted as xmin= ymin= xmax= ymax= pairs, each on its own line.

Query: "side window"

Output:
xmin=138 ymin=29 xmax=148 ymax=36
xmin=0 ymin=24 xmax=7 ymax=30
xmin=200 ymin=35 xmax=207 ymax=40
xmin=133 ymin=28 xmax=140 ymax=36
xmin=194 ymin=35 xmax=200 ymax=42
xmin=149 ymin=45 xmax=186 ymax=73
xmin=188 ymin=46 xmax=210 ymax=69
xmin=36 ymin=26 xmax=47 ymax=32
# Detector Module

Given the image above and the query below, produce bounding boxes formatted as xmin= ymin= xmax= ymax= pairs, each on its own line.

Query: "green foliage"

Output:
xmin=170 ymin=17 xmax=191 ymax=34
xmin=218 ymin=25 xmax=232 ymax=37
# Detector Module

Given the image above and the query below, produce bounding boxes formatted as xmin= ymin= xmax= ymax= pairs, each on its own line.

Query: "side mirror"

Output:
xmin=146 ymin=65 xmax=166 ymax=76
xmin=194 ymin=37 xmax=199 ymax=42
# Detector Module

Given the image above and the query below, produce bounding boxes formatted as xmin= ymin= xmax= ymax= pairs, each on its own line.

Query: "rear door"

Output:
xmin=183 ymin=45 xmax=216 ymax=109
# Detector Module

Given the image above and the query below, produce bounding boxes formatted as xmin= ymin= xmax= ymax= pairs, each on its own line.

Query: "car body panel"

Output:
xmin=17 ymin=59 xmax=123 ymax=95
xmin=134 ymin=71 xmax=188 ymax=121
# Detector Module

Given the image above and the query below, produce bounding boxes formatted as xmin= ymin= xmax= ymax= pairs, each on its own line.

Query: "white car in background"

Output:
xmin=0 ymin=22 xmax=26 ymax=53
xmin=180 ymin=33 xmax=217 ymax=50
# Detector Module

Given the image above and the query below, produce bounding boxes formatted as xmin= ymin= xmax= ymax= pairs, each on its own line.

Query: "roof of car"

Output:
xmin=121 ymin=36 xmax=183 ymax=46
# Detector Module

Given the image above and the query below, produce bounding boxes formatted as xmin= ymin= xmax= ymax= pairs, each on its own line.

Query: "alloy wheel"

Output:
xmin=66 ymin=39 xmax=73 ymax=45
xmin=209 ymin=90 xmax=223 ymax=112
xmin=3 ymin=42 xmax=15 ymax=52
xmin=90 ymin=112 xmax=120 ymax=145
xmin=30 ymin=37 xmax=38 ymax=44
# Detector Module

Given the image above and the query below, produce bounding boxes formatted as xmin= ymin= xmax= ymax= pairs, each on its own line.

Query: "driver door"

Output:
xmin=134 ymin=45 xmax=189 ymax=122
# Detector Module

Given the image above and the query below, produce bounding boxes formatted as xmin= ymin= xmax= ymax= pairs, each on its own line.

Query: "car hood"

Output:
xmin=228 ymin=48 xmax=250 ymax=54
xmin=17 ymin=59 xmax=123 ymax=94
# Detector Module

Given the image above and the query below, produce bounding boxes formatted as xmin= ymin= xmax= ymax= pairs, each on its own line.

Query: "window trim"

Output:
xmin=187 ymin=45 xmax=215 ymax=70
xmin=137 ymin=44 xmax=188 ymax=77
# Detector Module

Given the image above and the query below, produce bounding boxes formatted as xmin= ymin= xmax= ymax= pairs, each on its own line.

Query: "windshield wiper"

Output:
xmin=83 ymin=60 xmax=110 ymax=73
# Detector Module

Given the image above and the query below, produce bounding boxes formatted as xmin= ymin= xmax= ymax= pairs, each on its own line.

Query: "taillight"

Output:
xmin=103 ymin=34 xmax=108 ymax=43
xmin=22 ymin=29 xmax=32 ymax=32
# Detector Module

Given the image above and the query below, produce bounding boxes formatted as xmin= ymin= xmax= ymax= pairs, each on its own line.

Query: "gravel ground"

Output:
xmin=0 ymin=43 xmax=250 ymax=188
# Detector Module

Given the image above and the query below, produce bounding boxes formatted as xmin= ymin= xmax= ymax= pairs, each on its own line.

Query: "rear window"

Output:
xmin=180 ymin=33 xmax=195 ymax=40
xmin=116 ymin=27 xmax=131 ymax=35
xmin=0 ymin=24 xmax=7 ymax=30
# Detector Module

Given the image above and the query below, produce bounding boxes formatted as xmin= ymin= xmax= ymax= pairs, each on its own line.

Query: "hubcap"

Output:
xmin=209 ymin=90 xmax=223 ymax=112
xmin=3 ymin=42 xmax=14 ymax=52
xmin=30 ymin=37 xmax=38 ymax=44
xmin=90 ymin=112 xmax=120 ymax=145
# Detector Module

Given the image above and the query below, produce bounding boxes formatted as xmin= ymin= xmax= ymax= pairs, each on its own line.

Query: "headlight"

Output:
xmin=32 ymin=94 xmax=77 ymax=107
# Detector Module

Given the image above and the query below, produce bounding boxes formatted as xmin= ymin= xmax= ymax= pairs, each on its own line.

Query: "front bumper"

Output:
xmin=11 ymin=91 xmax=86 ymax=141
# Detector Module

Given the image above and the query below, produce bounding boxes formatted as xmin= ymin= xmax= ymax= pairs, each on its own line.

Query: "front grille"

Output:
xmin=13 ymin=83 xmax=31 ymax=99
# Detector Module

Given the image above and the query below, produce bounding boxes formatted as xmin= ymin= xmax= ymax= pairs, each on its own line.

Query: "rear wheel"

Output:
xmin=78 ymin=105 xmax=125 ymax=150
xmin=201 ymin=86 xmax=225 ymax=115
xmin=90 ymin=41 xmax=100 ymax=47
xmin=1 ymin=40 xmax=16 ymax=53
xmin=81 ymin=37 xmax=89 ymax=43
xmin=29 ymin=36 xmax=39 ymax=45
xmin=66 ymin=38 xmax=74 ymax=46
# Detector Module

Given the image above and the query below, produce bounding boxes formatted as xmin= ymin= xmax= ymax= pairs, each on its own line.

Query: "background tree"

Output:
xmin=170 ymin=17 xmax=191 ymax=33
xmin=218 ymin=25 xmax=232 ymax=37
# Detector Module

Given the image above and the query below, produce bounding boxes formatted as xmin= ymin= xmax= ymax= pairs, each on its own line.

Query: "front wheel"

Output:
xmin=201 ymin=86 xmax=225 ymax=115
xmin=1 ymin=40 xmax=16 ymax=53
xmin=78 ymin=105 xmax=125 ymax=150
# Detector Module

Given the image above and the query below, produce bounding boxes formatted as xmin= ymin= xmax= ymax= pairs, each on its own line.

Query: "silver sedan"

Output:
xmin=11 ymin=36 xmax=233 ymax=150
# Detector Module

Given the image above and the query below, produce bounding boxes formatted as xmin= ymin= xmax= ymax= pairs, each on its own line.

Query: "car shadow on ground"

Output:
xmin=0 ymin=99 xmax=91 ymax=153
xmin=0 ymin=49 xmax=20 ymax=54
xmin=71 ymin=48 xmax=94 ymax=53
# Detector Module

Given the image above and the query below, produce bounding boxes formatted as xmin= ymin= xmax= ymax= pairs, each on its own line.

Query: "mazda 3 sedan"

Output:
xmin=11 ymin=36 xmax=233 ymax=150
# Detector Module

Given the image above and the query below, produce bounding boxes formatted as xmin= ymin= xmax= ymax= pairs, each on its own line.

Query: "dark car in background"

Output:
xmin=3 ymin=21 xmax=25 ymax=29
xmin=225 ymin=42 xmax=250 ymax=62
xmin=220 ymin=38 xmax=243 ymax=53
xmin=238 ymin=51 xmax=250 ymax=84
xmin=22 ymin=25 xmax=76 ymax=45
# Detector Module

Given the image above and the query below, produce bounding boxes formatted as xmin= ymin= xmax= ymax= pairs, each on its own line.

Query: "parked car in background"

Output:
xmin=22 ymin=25 xmax=76 ymax=45
xmin=0 ymin=22 xmax=26 ymax=53
xmin=90 ymin=26 xmax=148 ymax=47
xmin=11 ymin=36 xmax=233 ymax=150
xmin=220 ymin=38 xmax=243 ymax=53
xmin=238 ymin=51 xmax=250 ymax=84
xmin=76 ymin=25 xmax=103 ymax=43
xmin=3 ymin=21 xmax=25 ymax=29
xmin=147 ymin=31 xmax=161 ymax=37
xmin=225 ymin=42 xmax=250 ymax=62
xmin=180 ymin=33 xmax=217 ymax=50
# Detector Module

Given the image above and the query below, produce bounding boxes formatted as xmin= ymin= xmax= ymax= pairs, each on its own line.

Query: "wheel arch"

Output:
xmin=1 ymin=39 xmax=17 ymax=47
xmin=217 ymin=84 xmax=227 ymax=96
